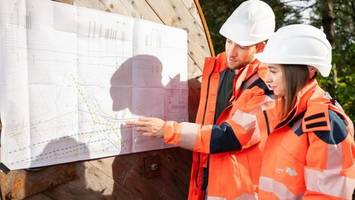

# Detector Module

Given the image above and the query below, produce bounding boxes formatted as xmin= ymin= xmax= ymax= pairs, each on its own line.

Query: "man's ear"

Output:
xmin=255 ymin=42 xmax=266 ymax=53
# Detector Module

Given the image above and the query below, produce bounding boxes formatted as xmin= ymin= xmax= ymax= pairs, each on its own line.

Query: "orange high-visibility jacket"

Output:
xmin=257 ymin=80 xmax=355 ymax=200
xmin=162 ymin=53 xmax=274 ymax=200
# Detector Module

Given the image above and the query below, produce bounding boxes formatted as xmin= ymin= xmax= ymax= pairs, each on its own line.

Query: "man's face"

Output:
xmin=225 ymin=39 xmax=258 ymax=69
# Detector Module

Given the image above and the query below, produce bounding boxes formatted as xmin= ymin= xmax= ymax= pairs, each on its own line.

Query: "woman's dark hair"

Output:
xmin=281 ymin=64 xmax=309 ymax=118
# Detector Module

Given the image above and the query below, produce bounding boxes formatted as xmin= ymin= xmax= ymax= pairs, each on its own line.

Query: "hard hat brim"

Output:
xmin=219 ymin=23 xmax=273 ymax=46
xmin=255 ymin=53 xmax=331 ymax=77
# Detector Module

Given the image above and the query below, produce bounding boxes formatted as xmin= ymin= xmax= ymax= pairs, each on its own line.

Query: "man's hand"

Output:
xmin=126 ymin=117 xmax=165 ymax=137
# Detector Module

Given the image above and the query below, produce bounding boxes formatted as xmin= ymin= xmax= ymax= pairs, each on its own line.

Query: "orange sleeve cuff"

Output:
xmin=225 ymin=119 xmax=245 ymax=141
xmin=163 ymin=121 xmax=181 ymax=145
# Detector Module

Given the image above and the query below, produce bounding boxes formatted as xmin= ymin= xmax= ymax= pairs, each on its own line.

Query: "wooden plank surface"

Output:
xmin=26 ymin=149 xmax=191 ymax=200
xmin=0 ymin=164 xmax=77 ymax=200
xmin=181 ymin=0 xmax=204 ymax=30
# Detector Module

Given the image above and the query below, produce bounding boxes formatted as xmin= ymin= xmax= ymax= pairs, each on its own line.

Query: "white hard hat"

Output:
xmin=219 ymin=0 xmax=275 ymax=46
xmin=255 ymin=24 xmax=332 ymax=77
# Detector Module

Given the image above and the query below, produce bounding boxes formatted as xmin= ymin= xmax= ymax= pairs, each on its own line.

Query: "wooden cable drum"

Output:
xmin=0 ymin=0 xmax=213 ymax=199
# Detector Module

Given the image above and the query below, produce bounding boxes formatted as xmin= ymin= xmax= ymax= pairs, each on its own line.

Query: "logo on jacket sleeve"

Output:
xmin=275 ymin=167 xmax=298 ymax=177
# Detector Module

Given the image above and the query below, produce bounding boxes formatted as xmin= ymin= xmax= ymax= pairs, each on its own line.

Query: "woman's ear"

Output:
xmin=308 ymin=66 xmax=317 ymax=79
xmin=256 ymin=42 xmax=266 ymax=53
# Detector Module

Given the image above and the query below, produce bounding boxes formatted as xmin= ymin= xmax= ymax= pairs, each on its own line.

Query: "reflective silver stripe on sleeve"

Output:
xmin=259 ymin=176 xmax=298 ymax=200
xmin=179 ymin=122 xmax=199 ymax=150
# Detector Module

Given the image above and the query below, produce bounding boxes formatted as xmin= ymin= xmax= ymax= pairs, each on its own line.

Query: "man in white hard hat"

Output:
xmin=128 ymin=0 xmax=275 ymax=199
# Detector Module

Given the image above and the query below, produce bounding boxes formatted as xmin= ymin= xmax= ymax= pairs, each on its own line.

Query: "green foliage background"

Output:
xmin=200 ymin=0 xmax=355 ymax=121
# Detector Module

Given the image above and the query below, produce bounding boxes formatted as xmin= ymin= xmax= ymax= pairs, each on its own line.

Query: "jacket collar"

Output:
xmin=275 ymin=79 xmax=319 ymax=129
xmin=213 ymin=52 xmax=228 ymax=73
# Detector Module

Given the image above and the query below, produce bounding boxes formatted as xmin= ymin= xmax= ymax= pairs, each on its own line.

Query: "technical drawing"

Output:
xmin=0 ymin=0 xmax=188 ymax=170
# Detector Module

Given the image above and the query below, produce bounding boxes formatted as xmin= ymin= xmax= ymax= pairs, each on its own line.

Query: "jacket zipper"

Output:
xmin=196 ymin=60 xmax=215 ymax=189
xmin=263 ymin=110 xmax=271 ymax=135
xmin=201 ymin=70 xmax=214 ymax=126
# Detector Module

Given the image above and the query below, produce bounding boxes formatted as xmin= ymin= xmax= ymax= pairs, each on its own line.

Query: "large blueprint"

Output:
xmin=0 ymin=0 xmax=188 ymax=170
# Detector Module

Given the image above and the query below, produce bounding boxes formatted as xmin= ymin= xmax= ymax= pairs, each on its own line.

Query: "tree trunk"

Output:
xmin=320 ymin=0 xmax=337 ymax=90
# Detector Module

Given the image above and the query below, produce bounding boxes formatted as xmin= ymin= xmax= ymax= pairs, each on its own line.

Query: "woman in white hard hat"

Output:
xmin=255 ymin=24 xmax=355 ymax=199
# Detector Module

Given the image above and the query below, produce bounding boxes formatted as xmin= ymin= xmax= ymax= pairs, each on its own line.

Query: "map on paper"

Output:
xmin=0 ymin=0 xmax=188 ymax=170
